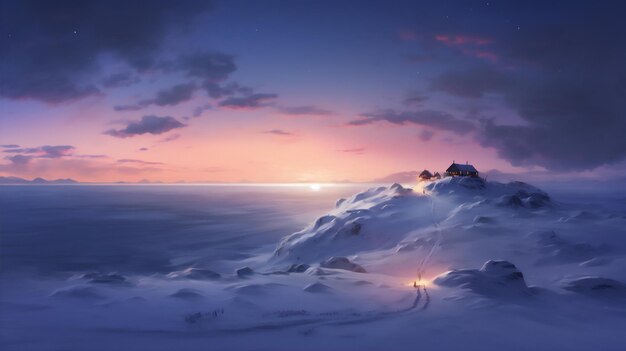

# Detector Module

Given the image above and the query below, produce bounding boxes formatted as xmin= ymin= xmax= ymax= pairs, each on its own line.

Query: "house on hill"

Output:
xmin=433 ymin=172 xmax=441 ymax=179
xmin=446 ymin=162 xmax=479 ymax=177
xmin=418 ymin=170 xmax=433 ymax=180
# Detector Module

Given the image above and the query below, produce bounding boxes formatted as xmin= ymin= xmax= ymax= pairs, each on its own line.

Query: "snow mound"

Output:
xmin=320 ymin=257 xmax=367 ymax=273
xmin=231 ymin=283 xmax=286 ymax=296
xmin=236 ymin=266 xmax=254 ymax=277
xmin=560 ymin=276 xmax=626 ymax=298
xmin=169 ymin=288 xmax=205 ymax=300
xmin=434 ymin=260 xmax=530 ymax=298
xmin=287 ymin=263 xmax=311 ymax=273
xmin=51 ymin=286 xmax=106 ymax=300
xmin=303 ymin=282 xmax=332 ymax=293
xmin=79 ymin=272 xmax=129 ymax=285
xmin=167 ymin=267 xmax=221 ymax=280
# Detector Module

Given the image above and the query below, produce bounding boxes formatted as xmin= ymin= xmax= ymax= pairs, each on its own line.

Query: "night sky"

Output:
xmin=1 ymin=0 xmax=625 ymax=182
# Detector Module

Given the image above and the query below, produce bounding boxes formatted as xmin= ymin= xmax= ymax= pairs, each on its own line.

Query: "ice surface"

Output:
xmin=1 ymin=182 xmax=626 ymax=350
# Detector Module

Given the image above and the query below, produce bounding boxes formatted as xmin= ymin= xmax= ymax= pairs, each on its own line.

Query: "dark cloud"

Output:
xmin=114 ymin=83 xmax=197 ymax=111
xmin=276 ymin=105 xmax=332 ymax=116
xmin=5 ymin=154 xmax=34 ymax=166
xmin=203 ymin=82 xmax=252 ymax=99
xmin=101 ymin=72 xmax=139 ymax=88
xmin=402 ymin=95 xmax=428 ymax=106
xmin=426 ymin=22 xmax=626 ymax=171
xmin=262 ymin=129 xmax=293 ymax=136
xmin=153 ymin=83 xmax=196 ymax=106
xmin=219 ymin=93 xmax=278 ymax=109
xmin=113 ymin=100 xmax=152 ymax=111
xmin=0 ymin=0 xmax=213 ymax=103
xmin=104 ymin=116 xmax=186 ymax=138
xmin=139 ymin=148 xmax=149 ymax=151
xmin=348 ymin=109 xmax=475 ymax=135
xmin=4 ymin=145 xmax=75 ymax=158
xmin=178 ymin=52 xmax=237 ymax=82
xmin=431 ymin=66 xmax=511 ymax=99
xmin=117 ymin=159 xmax=163 ymax=165
xmin=1 ymin=144 xmax=20 ymax=148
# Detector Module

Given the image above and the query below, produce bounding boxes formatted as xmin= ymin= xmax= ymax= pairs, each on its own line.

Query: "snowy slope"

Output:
xmin=2 ymin=180 xmax=626 ymax=351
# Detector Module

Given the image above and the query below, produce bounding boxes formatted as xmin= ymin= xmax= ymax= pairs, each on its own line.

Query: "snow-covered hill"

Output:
xmin=2 ymin=181 xmax=625 ymax=350
xmin=270 ymin=176 xmax=626 ymax=309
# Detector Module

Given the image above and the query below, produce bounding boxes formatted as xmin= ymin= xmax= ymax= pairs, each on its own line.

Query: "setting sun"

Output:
xmin=309 ymin=184 xmax=322 ymax=191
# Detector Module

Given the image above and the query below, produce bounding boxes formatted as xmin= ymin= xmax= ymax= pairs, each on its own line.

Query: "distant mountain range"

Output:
xmin=0 ymin=176 xmax=78 ymax=185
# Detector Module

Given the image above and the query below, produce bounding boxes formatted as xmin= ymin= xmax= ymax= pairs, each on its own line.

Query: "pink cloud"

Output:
xmin=435 ymin=34 xmax=492 ymax=46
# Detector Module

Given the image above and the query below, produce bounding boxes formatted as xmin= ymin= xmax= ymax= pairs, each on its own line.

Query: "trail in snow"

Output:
xmin=408 ymin=190 xmax=443 ymax=312
xmin=416 ymin=192 xmax=443 ymax=280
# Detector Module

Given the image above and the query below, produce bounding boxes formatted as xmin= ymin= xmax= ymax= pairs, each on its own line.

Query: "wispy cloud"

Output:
xmin=104 ymin=116 xmax=186 ymax=138
xmin=262 ymin=129 xmax=293 ymax=136
xmin=339 ymin=148 xmax=366 ymax=155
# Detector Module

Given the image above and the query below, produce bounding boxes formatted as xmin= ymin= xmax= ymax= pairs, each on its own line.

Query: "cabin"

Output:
xmin=418 ymin=170 xmax=433 ymax=180
xmin=432 ymin=172 xmax=441 ymax=179
xmin=445 ymin=162 xmax=479 ymax=177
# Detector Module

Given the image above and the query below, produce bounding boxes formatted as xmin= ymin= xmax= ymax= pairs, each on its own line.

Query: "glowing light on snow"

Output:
xmin=309 ymin=184 xmax=321 ymax=191
xmin=406 ymin=278 xmax=431 ymax=288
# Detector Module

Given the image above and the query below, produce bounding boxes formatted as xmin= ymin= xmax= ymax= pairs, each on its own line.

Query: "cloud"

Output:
xmin=74 ymin=154 xmax=107 ymax=159
xmin=339 ymin=148 xmax=365 ymax=155
xmin=402 ymin=95 xmax=428 ymax=106
xmin=262 ymin=129 xmax=293 ymax=136
xmin=348 ymin=109 xmax=475 ymax=135
xmin=159 ymin=134 xmax=181 ymax=143
xmin=117 ymin=159 xmax=163 ymax=165
xmin=104 ymin=116 xmax=186 ymax=138
xmin=153 ymin=83 xmax=196 ymax=106
xmin=114 ymin=100 xmax=153 ymax=111
xmin=219 ymin=93 xmax=278 ymax=110
xmin=419 ymin=130 xmax=434 ymax=141
xmin=4 ymin=145 xmax=75 ymax=158
xmin=139 ymin=147 xmax=149 ymax=151
xmin=431 ymin=65 xmax=511 ymax=98
xmin=428 ymin=40 xmax=626 ymax=171
xmin=178 ymin=52 xmax=237 ymax=82
xmin=401 ymin=2 xmax=626 ymax=171
xmin=101 ymin=72 xmax=139 ymax=88
xmin=5 ymin=154 xmax=34 ymax=166
xmin=114 ymin=83 xmax=197 ymax=111
xmin=1 ymin=144 xmax=20 ymax=148
xmin=203 ymin=82 xmax=252 ymax=99
xmin=0 ymin=0 xmax=214 ymax=103
xmin=276 ymin=105 xmax=332 ymax=116
xmin=192 ymin=104 xmax=212 ymax=118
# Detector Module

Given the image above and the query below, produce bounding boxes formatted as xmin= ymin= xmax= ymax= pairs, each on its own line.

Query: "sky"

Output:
xmin=1 ymin=0 xmax=625 ymax=183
